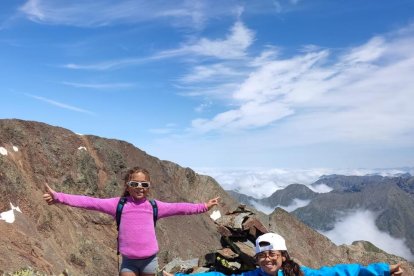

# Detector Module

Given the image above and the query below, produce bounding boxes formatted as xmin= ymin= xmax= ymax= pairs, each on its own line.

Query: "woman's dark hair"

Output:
xmin=281 ymin=251 xmax=303 ymax=276
xmin=121 ymin=167 xmax=151 ymax=197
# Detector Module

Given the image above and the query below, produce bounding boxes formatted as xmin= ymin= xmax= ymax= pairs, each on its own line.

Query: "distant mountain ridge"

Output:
xmin=227 ymin=173 xmax=414 ymax=258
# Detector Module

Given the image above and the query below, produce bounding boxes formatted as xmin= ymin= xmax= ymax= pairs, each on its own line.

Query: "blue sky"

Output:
xmin=1 ymin=0 xmax=414 ymax=170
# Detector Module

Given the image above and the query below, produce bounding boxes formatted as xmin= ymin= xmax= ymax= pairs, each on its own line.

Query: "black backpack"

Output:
xmin=115 ymin=197 xmax=158 ymax=255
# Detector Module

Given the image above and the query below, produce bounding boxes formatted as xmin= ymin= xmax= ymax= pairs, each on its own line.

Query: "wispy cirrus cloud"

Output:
xmin=26 ymin=93 xmax=95 ymax=115
xmin=63 ymin=20 xmax=254 ymax=71
xmin=17 ymin=0 xmax=292 ymax=29
xmin=62 ymin=56 xmax=156 ymax=71
xmin=148 ymin=123 xmax=178 ymax=135
xmin=158 ymin=21 xmax=254 ymax=60
xmin=179 ymin=64 xmax=245 ymax=84
xmin=185 ymin=23 xmax=414 ymax=149
xmin=19 ymin=0 xmax=209 ymax=28
xmin=62 ymin=81 xmax=134 ymax=89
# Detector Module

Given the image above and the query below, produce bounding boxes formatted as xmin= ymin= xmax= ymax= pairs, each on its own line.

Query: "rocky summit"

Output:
xmin=0 ymin=119 xmax=413 ymax=275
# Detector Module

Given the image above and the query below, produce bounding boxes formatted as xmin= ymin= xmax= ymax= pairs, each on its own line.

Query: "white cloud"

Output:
xmin=63 ymin=57 xmax=153 ymax=71
xmin=321 ymin=209 xmax=414 ymax=261
xmin=26 ymin=94 xmax=96 ymax=115
xmin=309 ymin=183 xmax=333 ymax=193
xmin=342 ymin=37 xmax=386 ymax=64
xmin=196 ymin=167 xmax=327 ymax=198
xmin=17 ymin=0 xmax=302 ymax=30
xmin=249 ymin=200 xmax=275 ymax=215
xmin=192 ymin=101 xmax=294 ymax=133
xmin=63 ymin=20 xmax=254 ymax=71
xmin=194 ymin=100 xmax=213 ymax=113
xmin=62 ymin=81 xmax=134 ymax=89
xmin=149 ymin=123 xmax=177 ymax=135
xmin=277 ymin=198 xmax=311 ymax=212
xmin=159 ymin=21 xmax=254 ymax=60
xmin=19 ymin=0 xmax=209 ymax=28
xmin=179 ymin=64 xmax=245 ymax=83
xmin=184 ymin=24 xmax=414 ymax=151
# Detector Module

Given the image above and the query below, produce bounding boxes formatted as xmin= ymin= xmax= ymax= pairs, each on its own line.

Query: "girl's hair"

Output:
xmin=121 ymin=167 xmax=151 ymax=197
xmin=281 ymin=251 xmax=304 ymax=276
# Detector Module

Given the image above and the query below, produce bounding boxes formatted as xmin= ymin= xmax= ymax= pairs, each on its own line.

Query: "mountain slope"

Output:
xmin=0 ymin=119 xmax=240 ymax=275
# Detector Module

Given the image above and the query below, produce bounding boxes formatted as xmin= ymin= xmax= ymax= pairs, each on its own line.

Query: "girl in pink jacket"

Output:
xmin=43 ymin=166 xmax=219 ymax=276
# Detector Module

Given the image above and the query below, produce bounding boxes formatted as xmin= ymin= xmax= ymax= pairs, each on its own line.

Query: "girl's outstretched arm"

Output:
xmin=156 ymin=197 xmax=219 ymax=218
xmin=42 ymin=183 xmax=118 ymax=216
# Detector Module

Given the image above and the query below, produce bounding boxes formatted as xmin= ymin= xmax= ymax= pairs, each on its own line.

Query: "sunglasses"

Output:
xmin=256 ymin=250 xmax=281 ymax=260
xmin=127 ymin=181 xmax=151 ymax=188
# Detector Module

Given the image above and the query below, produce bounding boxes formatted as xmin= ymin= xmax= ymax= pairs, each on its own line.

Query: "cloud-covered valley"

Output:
xmin=196 ymin=167 xmax=414 ymax=261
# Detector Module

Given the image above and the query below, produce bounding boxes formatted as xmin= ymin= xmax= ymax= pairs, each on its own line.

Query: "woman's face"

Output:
xmin=126 ymin=172 xmax=150 ymax=200
xmin=256 ymin=250 xmax=283 ymax=275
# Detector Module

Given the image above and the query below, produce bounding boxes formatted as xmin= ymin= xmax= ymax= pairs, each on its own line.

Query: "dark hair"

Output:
xmin=121 ymin=167 xmax=151 ymax=197
xmin=281 ymin=251 xmax=303 ymax=276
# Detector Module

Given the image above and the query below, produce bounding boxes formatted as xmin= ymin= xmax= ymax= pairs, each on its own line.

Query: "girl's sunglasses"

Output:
xmin=127 ymin=181 xmax=151 ymax=188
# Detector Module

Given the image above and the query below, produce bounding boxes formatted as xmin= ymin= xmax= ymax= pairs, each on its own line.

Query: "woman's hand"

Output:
xmin=43 ymin=183 xmax=56 ymax=205
xmin=206 ymin=197 xmax=220 ymax=210
xmin=390 ymin=263 xmax=403 ymax=275
xmin=162 ymin=271 xmax=174 ymax=276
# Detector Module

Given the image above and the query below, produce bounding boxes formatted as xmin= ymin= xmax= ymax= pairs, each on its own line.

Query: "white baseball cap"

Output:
xmin=255 ymin=233 xmax=288 ymax=254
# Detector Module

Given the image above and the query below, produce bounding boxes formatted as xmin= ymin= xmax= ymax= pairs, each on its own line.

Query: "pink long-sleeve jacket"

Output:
xmin=53 ymin=192 xmax=208 ymax=259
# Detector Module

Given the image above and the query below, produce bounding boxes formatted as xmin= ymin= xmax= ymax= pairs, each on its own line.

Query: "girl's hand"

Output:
xmin=43 ymin=183 xmax=56 ymax=205
xmin=390 ymin=263 xmax=403 ymax=275
xmin=206 ymin=197 xmax=220 ymax=210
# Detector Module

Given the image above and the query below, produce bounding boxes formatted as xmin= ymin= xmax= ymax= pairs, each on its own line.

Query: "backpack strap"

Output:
xmin=149 ymin=199 xmax=158 ymax=226
xmin=116 ymin=197 xmax=127 ymax=255
xmin=116 ymin=197 xmax=127 ymax=231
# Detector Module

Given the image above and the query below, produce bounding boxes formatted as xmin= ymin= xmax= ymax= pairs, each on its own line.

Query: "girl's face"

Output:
xmin=256 ymin=250 xmax=284 ymax=275
xmin=126 ymin=172 xmax=150 ymax=200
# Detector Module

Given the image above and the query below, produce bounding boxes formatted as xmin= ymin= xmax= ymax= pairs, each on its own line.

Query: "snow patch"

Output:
xmin=210 ymin=210 xmax=221 ymax=221
xmin=0 ymin=147 xmax=7 ymax=156
xmin=13 ymin=146 xmax=18 ymax=152
xmin=0 ymin=203 xmax=22 ymax=224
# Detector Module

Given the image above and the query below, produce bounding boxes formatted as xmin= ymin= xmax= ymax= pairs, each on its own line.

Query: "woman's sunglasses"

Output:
xmin=127 ymin=181 xmax=151 ymax=188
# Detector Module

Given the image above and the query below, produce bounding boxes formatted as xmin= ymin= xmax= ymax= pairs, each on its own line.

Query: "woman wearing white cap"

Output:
xmin=164 ymin=232 xmax=403 ymax=276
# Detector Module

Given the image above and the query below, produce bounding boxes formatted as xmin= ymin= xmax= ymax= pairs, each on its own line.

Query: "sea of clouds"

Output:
xmin=195 ymin=167 xmax=414 ymax=261
xmin=321 ymin=209 xmax=414 ymax=261
xmin=195 ymin=167 xmax=414 ymax=198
